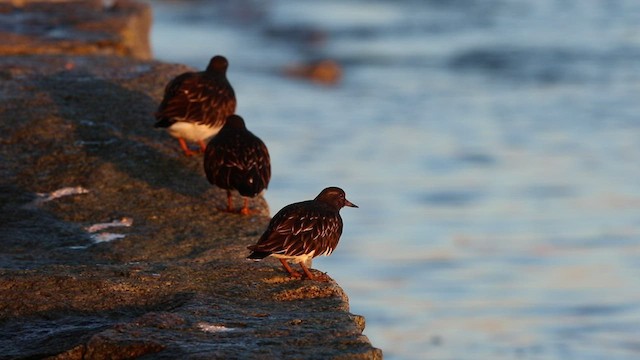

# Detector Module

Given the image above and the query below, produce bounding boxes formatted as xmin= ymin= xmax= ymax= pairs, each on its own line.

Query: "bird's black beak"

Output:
xmin=345 ymin=199 xmax=358 ymax=208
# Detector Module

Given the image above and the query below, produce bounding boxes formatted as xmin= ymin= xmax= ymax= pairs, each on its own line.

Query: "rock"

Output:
xmin=0 ymin=54 xmax=381 ymax=359
xmin=0 ymin=0 xmax=152 ymax=59
xmin=0 ymin=1 xmax=380 ymax=357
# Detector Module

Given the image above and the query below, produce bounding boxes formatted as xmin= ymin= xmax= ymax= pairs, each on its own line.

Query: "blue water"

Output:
xmin=145 ymin=1 xmax=640 ymax=358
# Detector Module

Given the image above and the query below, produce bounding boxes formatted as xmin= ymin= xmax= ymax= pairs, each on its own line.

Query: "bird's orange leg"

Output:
xmin=226 ymin=190 xmax=234 ymax=212
xmin=198 ymin=139 xmax=207 ymax=154
xmin=240 ymin=197 xmax=251 ymax=215
xmin=178 ymin=138 xmax=198 ymax=156
xmin=299 ymin=262 xmax=330 ymax=282
xmin=279 ymin=259 xmax=302 ymax=278
xmin=298 ymin=261 xmax=316 ymax=280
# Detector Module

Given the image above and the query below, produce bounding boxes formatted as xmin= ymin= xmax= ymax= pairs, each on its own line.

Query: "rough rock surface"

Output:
xmin=0 ymin=55 xmax=382 ymax=359
xmin=0 ymin=0 xmax=152 ymax=59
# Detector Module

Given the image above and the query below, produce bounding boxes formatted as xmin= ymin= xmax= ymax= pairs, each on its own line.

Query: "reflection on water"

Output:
xmin=145 ymin=0 xmax=640 ymax=358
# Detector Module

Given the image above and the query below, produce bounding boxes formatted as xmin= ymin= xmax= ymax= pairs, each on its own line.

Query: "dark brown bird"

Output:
xmin=247 ymin=187 xmax=358 ymax=280
xmin=155 ymin=55 xmax=236 ymax=156
xmin=204 ymin=114 xmax=271 ymax=215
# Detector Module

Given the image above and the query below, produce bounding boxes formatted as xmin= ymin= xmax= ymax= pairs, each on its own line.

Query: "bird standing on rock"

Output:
xmin=247 ymin=187 xmax=358 ymax=280
xmin=155 ymin=55 xmax=236 ymax=156
xmin=204 ymin=114 xmax=271 ymax=215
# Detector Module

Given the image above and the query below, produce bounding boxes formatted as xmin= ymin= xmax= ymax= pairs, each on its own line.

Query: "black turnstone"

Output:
xmin=204 ymin=115 xmax=271 ymax=215
xmin=247 ymin=187 xmax=358 ymax=280
xmin=155 ymin=55 xmax=236 ymax=156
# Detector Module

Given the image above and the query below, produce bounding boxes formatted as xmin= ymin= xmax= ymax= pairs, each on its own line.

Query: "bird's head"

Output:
xmin=315 ymin=187 xmax=358 ymax=210
xmin=206 ymin=55 xmax=229 ymax=74
xmin=223 ymin=114 xmax=247 ymax=130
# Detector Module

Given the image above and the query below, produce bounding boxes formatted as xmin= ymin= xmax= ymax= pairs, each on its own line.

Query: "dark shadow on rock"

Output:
xmin=0 ymin=184 xmax=94 ymax=269
xmin=0 ymin=57 xmax=268 ymax=265
xmin=37 ymin=69 xmax=212 ymax=199
xmin=0 ymin=291 xmax=194 ymax=359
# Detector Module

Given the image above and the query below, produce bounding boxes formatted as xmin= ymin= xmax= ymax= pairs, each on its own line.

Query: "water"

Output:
xmin=145 ymin=1 xmax=640 ymax=358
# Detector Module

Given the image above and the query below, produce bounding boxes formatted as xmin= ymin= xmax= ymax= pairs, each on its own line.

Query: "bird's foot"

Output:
xmin=182 ymin=149 xmax=200 ymax=157
xmin=310 ymin=272 xmax=331 ymax=282
xmin=280 ymin=259 xmax=303 ymax=279
xmin=178 ymin=138 xmax=202 ymax=157
xmin=216 ymin=205 xmax=258 ymax=216
xmin=239 ymin=207 xmax=261 ymax=216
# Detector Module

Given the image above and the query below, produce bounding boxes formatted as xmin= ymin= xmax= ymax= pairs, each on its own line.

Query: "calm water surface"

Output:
xmin=145 ymin=1 xmax=640 ymax=358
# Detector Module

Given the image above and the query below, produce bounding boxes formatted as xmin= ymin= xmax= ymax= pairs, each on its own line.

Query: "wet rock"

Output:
xmin=0 ymin=0 xmax=152 ymax=59
xmin=0 ymin=54 xmax=381 ymax=359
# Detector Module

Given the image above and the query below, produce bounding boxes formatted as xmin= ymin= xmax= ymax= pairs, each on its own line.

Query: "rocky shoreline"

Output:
xmin=0 ymin=1 xmax=381 ymax=359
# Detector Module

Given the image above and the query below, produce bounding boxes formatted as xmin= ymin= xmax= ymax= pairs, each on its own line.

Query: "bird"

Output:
xmin=203 ymin=114 xmax=271 ymax=215
xmin=247 ymin=187 xmax=358 ymax=280
xmin=154 ymin=55 xmax=236 ymax=156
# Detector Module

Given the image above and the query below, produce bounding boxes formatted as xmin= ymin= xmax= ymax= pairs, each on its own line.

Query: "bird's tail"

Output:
xmin=154 ymin=116 xmax=175 ymax=128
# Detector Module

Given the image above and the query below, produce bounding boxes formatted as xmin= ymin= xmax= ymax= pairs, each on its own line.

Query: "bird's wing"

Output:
xmin=204 ymin=132 xmax=271 ymax=196
xmin=156 ymin=73 xmax=236 ymax=126
xmin=235 ymin=135 xmax=271 ymax=194
xmin=253 ymin=203 xmax=343 ymax=257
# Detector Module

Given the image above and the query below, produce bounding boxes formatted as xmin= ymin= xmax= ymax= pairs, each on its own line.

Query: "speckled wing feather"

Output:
xmin=249 ymin=201 xmax=344 ymax=258
xmin=155 ymin=72 xmax=236 ymax=128
xmin=204 ymin=130 xmax=270 ymax=197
